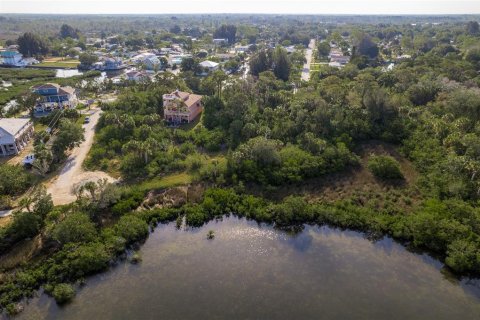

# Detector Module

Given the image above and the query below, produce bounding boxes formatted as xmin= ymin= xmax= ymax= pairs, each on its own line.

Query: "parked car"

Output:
xmin=22 ymin=154 xmax=35 ymax=167
xmin=84 ymin=116 xmax=90 ymax=124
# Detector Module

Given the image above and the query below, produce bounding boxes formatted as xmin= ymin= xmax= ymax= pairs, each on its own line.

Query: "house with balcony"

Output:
xmin=32 ymin=83 xmax=78 ymax=111
xmin=0 ymin=118 xmax=34 ymax=156
xmin=163 ymin=90 xmax=203 ymax=124
xmin=0 ymin=49 xmax=38 ymax=67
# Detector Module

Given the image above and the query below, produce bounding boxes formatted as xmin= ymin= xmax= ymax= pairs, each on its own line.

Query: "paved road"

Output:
xmin=47 ymin=108 xmax=116 ymax=205
xmin=301 ymin=39 xmax=316 ymax=82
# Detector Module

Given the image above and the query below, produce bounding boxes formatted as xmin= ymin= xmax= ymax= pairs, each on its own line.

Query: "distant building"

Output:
xmin=0 ymin=49 xmax=38 ymax=67
xmin=126 ymin=70 xmax=149 ymax=82
xmin=199 ymin=60 xmax=220 ymax=74
xmin=169 ymin=54 xmax=192 ymax=66
xmin=163 ymin=90 xmax=203 ymax=124
xmin=32 ymin=83 xmax=78 ymax=110
xmin=0 ymin=118 xmax=34 ymax=156
xmin=328 ymin=48 xmax=350 ymax=67
xmin=133 ymin=53 xmax=161 ymax=70
xmin=234 ymin=45 xmax=252 ymax=53
xmin=95 ymin=57 xmax=126 ymax=71
xmin=213 ymin=38 xmax=228 ymax=45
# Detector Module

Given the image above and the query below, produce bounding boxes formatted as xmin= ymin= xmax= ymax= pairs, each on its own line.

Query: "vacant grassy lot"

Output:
xmin=0 ymin=68 xmax=56 ymax=81
xmin=37 ymin=57 xmax=80 ymax=68
xmin=136 ymin=173 xmax=194 ymax=192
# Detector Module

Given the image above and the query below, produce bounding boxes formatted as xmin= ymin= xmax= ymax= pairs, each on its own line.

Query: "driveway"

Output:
xmin=301 ymin=39 xmax=316 ymax=82
xmin=47 ymin=108 xmax=116 ymax=205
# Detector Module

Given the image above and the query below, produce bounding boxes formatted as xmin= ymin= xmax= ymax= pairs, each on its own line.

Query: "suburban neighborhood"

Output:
xmin=0 ymin=9 xmax=480 ymax=319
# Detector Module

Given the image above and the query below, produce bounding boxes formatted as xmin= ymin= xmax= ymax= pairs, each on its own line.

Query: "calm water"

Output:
xmin=17 ymin=217 xmax=480 ymax=320
xmin=55 ymin=69 xmax=83 ymax=78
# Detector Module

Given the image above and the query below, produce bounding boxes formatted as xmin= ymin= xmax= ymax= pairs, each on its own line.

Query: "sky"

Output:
xmin=1 ymin=0 xmax=480 ymax=15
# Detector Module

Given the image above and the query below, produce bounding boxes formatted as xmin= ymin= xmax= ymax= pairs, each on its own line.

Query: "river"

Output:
xmin=17 ymin=217 xmax=480 ymax=320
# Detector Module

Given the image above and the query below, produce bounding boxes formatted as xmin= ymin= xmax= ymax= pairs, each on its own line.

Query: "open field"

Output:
xmin=37 ymin=57 xmax=80 ymax=68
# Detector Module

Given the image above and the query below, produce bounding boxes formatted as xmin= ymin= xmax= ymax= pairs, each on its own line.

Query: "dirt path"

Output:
xmin=47 ymin=108 xmax=116 ymax=205
xmin=301 ymin=39 xmax=315 ymax=82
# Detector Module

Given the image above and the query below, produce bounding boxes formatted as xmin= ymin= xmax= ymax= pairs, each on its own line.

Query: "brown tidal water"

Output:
xmin=17 ymin=217 xmax=480 ymax=320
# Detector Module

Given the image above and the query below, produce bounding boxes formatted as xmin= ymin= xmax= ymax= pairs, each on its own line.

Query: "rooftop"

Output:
xmin=0 ymin=118 xmax=31 ymax=136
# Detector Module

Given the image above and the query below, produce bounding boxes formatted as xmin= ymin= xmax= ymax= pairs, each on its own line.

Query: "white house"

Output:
xmin=0 ymin=118 xmax=34 ymax=156
xmin=126 ymin=70 xmax=149 ymax=82
xmin=213 ymin=38 xmax=228 ymax=45
xmin=0 ymin=49 xmax=38 ymax=67
xmin=199 ymin=60 xmax=219 ymax=74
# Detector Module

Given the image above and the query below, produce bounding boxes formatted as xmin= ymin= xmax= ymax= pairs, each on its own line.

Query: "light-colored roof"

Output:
xmin=58 ymin=86 xmax=76 ymax=95
xmin=32 ymin=83 xmax=61 ymax=91
xmin=0 ymin=118 xmax=31 ymax=136
xmin=166 ymin=90 xmax=202 ymax=108
xmin=199 ymin=60 xmax=219 ymax=68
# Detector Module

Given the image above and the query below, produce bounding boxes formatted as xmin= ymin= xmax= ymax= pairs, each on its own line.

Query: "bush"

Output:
xmin=113 ymin=215 xmax=149 ymax=244
xmin=367 ymin=155 xmax=404 ymax=180
xmin=62 ymin=242 xmax=112 ymax=278
xmin=52 ymin=283 xmax=75 ymax=304
xmin=0 ymin=164 xmax=32 ymax=196
xmin=51 ymin=212 xmax=97 ymax=245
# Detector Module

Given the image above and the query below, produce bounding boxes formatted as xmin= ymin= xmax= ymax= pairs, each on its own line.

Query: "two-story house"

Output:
xmin=0 ymin=118 xmax=34 ymax=156
xmin=163 ymin=90 xmax=203 ymax=124
xmin=32 ymin=83 xmax=78 ymax=111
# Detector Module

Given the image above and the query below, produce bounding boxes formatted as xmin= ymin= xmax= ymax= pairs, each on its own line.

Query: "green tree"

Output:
xmin=52 ymin=284 xmax=76 ymax=304
xmin=51 ymin=119 xmax=85 ymax=162
xmin=17 ymin=32 xmax=49 ymax=57
xmin=51 ymin=212 xmax=97 ymax=245
xmin=317 ymin=42 xmax=331 ymax=58
xmin=367 ymin=155 xmax=403 ymax=180
xmin=272 ymin=46 xmax=291 ymax=81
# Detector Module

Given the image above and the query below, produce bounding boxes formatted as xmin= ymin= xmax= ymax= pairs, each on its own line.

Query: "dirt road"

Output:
xmin=301 ymin=39 xmax=316 ymax=82
xmin=47 ymin=108 xmax=116 ymax=205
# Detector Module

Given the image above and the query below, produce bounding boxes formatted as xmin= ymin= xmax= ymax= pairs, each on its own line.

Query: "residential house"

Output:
xmin=0 ymin=118 xmax=34 ymax=156
xmin=126 ymin=70 xmax=149 ymax=82
xmin=0 ymin=49 xmax=38 ymax=67
xmin=214 ymin=53 xmax=235 ymax=62
xmin=213 ymin=38 xmax=228 ymax=45
xmin=169 ymin=54 xmax=192 ymax=66
xmin=32 ymin=83 xmax=78 ymax=110
xmin=234 ymin=45 xmax=252 ymax=54
xmin=163 ymin=90 xmax=203 ymax=124
xmin=95 ymin=57 xmax=126 ymax=71
xmin=133 ymin=53 xmax=161 ymax=70
xmin=328 ymin=48 xmax=350 ymax=67
xmin=199 ymin=60 xmax=219 ymax=75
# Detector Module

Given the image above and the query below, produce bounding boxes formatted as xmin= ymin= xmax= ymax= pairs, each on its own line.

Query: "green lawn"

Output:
xmin=136 ymin=172 xmax=193 ymax=192
xmin=37 ymin=59 xmax=80 ymax=68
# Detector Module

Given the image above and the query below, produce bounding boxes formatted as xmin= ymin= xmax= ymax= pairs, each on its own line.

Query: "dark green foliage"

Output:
xmin=466 ymin=21 xmax=480 ymax=35
xmin=317 ymin=42 xmax=331 ymax=58
xmin=60 ymin=24 xmax=79 ymax=39
xmin=229 ymin=137 xmax=358 ymax=185
xmin=213 ymin=24 xmax=237 ymax=44
xmin=52 ymin=283 xmax=75 ymax=304
xmin=0 ymin=164 xmax=32 ymax=196
xmin=17 ymin=32 xmax=49 ymax=57
xmin=113 ymin=215 xmax=149 ymax=243
xmin=51 ymin=212 xmax=97 ymax=246
xmin=52 ymin=119 xmax=85 ymax=163
xmin=368 ymin=155 xmax=403 ymax=180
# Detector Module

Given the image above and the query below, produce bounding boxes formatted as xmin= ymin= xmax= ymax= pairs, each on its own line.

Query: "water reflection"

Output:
xmin=17 ymin=217 xmax=480 ymax=320
xmin=55 ymin=69 xmax=83 ymax=78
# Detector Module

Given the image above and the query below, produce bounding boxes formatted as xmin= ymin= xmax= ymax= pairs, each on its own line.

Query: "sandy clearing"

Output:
xmin=46 ymin=108 xmax=116 ymax=205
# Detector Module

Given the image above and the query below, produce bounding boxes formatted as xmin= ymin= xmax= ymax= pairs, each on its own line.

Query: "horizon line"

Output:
xmin=2 ymin=12 xmax=480 ymax=16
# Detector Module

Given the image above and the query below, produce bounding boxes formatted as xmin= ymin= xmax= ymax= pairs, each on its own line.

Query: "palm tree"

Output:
xmin=122 ymin=138 xmax=159 ymax=164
